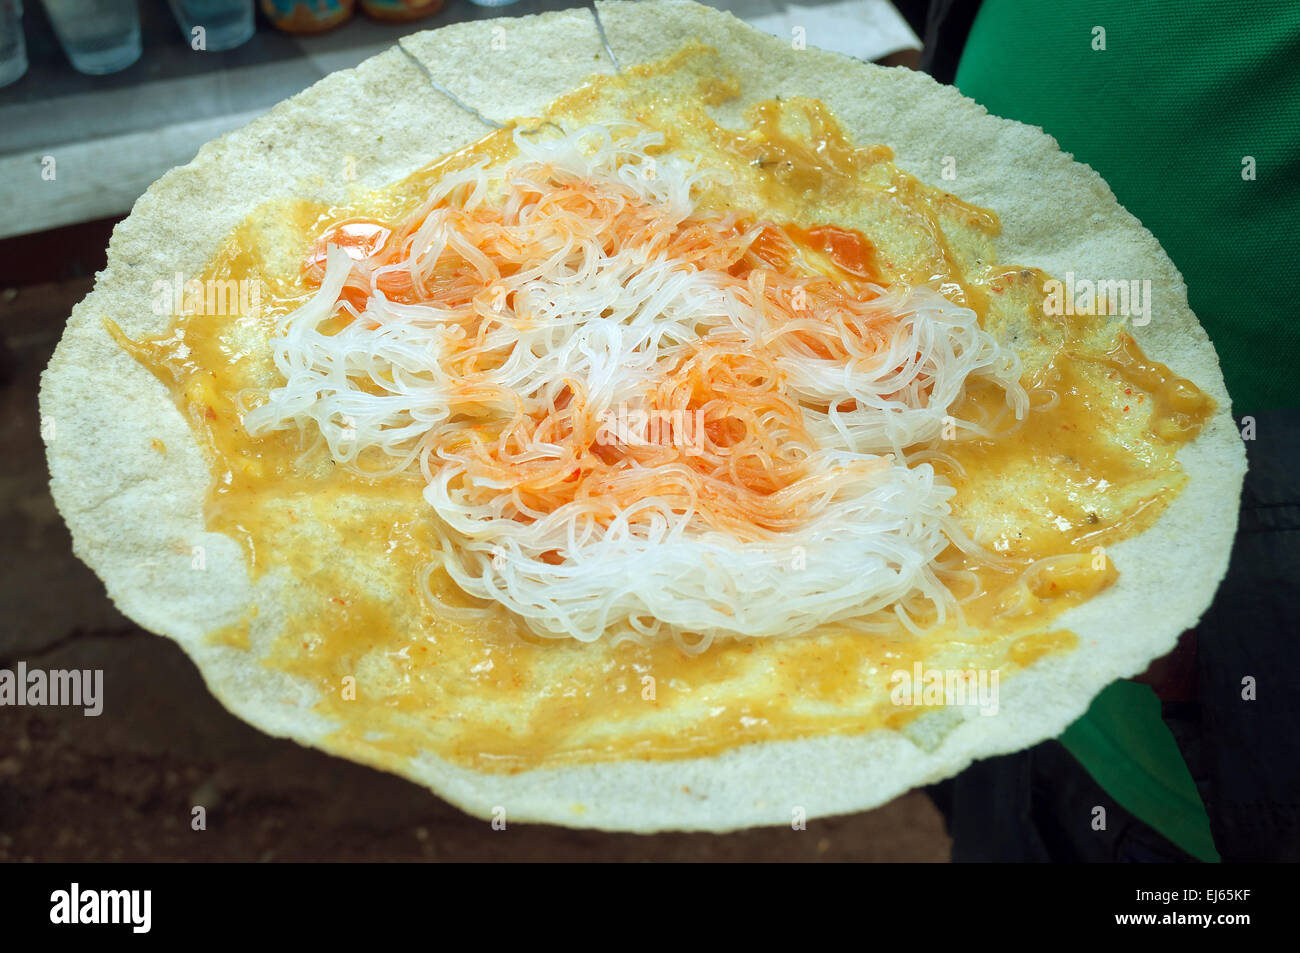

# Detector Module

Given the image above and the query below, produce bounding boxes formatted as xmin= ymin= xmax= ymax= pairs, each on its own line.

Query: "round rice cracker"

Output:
xmin=40 ymin=0 xmax=1245 ymax=831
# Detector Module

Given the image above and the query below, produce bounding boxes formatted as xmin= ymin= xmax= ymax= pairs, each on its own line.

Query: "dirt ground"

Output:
xmin=0 ymin=274 xmax=951 ymax=862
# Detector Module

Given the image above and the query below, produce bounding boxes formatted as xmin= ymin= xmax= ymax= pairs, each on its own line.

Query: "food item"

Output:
xmin=42 ymin=1 xmax=1245 ymax=831
xmin=261 ymin=0 xmax=354 ymax=33
xmin=360 ymin=0 xmax=443 ymax=22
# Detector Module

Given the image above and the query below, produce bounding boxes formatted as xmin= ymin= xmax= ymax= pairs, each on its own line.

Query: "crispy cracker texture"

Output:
xmin=40 ymin=0 xmax=1245 ymax=831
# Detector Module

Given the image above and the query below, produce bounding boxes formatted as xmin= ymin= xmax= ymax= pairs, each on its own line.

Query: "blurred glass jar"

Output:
xmin=167 ymin=0 xmax=254 ymax=52
xmin=0 ymin=0 xmax=28 ymax=88
xmin=41 ymin=0 xmax=140 ymax=75
xmin=260 ymin=0 xmax=353 ymax=33
xmin=359 ymin=0 xmax=442 ymax=22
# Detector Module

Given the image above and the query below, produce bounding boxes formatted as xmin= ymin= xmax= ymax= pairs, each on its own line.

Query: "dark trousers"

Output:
xmin=929 ymin=409 xmax=1300 ymax=862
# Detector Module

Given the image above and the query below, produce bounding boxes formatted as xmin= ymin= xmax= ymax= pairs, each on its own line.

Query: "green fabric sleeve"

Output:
xmin=955 ymin=0 xmax=1300 ymax=414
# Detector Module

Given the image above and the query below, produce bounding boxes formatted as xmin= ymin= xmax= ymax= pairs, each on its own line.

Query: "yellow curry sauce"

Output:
xmin=112 ymin=48 xmax=1212 ymax=773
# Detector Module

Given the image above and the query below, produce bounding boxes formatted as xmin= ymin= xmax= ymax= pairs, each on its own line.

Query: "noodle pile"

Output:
xmin=244 ymin=124 xmax=1028 ymax=648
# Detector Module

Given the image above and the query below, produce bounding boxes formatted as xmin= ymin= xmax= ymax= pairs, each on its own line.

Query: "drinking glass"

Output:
xmin=166 ymin=0 xmax=254 ymax=52
xmin=0 ymin=0 xmax=28 ymax=88
xmin=41 ymin=0 xmax=141 ymax=75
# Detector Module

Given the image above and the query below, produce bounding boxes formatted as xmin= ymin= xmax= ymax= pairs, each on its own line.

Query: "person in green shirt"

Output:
xmin=899 ymin=0 xmax=1300 ymax=861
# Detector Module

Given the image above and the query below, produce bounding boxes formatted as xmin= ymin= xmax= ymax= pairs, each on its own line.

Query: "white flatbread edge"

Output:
xmin=40 ymin=0 xmax=1245 ymax=832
